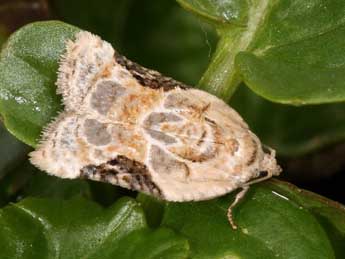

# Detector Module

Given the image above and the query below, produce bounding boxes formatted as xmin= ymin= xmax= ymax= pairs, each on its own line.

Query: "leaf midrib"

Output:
xmin=254 ymin=19 xmax=345 ymax=56
xmin=197 ymin=0 xmax=273 ymax=100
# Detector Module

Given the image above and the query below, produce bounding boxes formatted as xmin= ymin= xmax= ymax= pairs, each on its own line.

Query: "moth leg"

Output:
xmin=244 ymin=170 xmax=274 ymax=186
xmin=227 ymin=186 xmax=249 ymax=230
xmin=227 ymin=168 xmax=278 ymax=229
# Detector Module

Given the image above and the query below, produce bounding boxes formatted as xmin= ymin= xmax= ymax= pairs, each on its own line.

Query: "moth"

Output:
xmin=30 ymin=31 xmax=281 ymax=229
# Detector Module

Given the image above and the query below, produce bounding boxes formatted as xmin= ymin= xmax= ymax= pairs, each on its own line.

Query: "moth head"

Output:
xmin=261 ymin=148 xmax=282 ymax=176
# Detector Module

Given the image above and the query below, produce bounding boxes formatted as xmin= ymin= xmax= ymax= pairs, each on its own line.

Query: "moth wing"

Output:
xmin=146 ymin=144 xmax=244 ymax=201
xmin=29 ymin=112 xmax=141 ymax=177
xmin=29 ymin=111 xmax=163 ymax=196
xmin=141 ymin=88 xmax=276 ymax=201
xmin=57 ymin=31 xmax=115 ymax=111
xmin=29 ymin=113 xmax=87 ymax=178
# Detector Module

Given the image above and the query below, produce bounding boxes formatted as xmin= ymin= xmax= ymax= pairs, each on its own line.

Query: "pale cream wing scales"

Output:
xmin=143 ymin=88 xmax=271 ymax=201
xmin=30 ymin=113 xmax=88 ymax=178
xmin=29 ymin=112 xmax=163 ymax=197
xmin=57 ymin=31 xmax=115 ymax=111
xmin=147 ymin=145 xmax=241 ymax=201
xmin=186 ymin=89 xmax=249 ymax=130
xmin=146 ymin=131 xmax=260 ymax=202
xmin=30 ymin=113 xmax=119 ymax=179
xmin=162 ymin=88 xmax=265 ymax=172
xmin=29 ymin=111 xmax=150 ymax=177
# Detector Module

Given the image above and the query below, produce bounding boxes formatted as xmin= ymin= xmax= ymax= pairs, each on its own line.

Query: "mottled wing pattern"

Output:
xmin=31 ymin=32 xmax=160 ymax=194
xmin=142 ymin=88 xmax=272 ymax=201
xmin=30 ymin=31 xmax=281 ymax=202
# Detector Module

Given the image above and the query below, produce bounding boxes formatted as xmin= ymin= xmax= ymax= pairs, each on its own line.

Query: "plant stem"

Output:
xmin=198 ymin=0 xmax=271 ymax=102
xmin=198 ymin=30 xmax=243 ymax=102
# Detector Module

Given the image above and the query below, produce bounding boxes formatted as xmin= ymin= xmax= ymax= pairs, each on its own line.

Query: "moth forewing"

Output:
xmin=29 ymin=31 xmax=281 ymax=229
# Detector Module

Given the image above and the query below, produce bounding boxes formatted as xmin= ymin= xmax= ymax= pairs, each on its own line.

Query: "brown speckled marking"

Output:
xmin=114 ymin=52 xmax=189 ymax=91
xmin=80 ymin=156 xmax=163 ymax=197
xmin=225 ymin=138 xmax=239 ymax=155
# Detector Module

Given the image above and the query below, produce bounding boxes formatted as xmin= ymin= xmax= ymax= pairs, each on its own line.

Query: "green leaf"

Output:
xmin=231 ymin=85 xmax=345 ymax=156
xmin=179 ymin=0 xmax=345 ymax=105
xmin=0 ymin=21 xmax=80 ymax=147
xmin=236 ymin=31 xmax=345 ymax=105
xmin=0 ymin=197 xmax=189 ymax=258
xmin=269 ymin=180 xmax=345 ymax=258
xmin=177 ymin=0 xmax=248 ymax=25
xmin=154 ymin=180 xmax=344 ymax=259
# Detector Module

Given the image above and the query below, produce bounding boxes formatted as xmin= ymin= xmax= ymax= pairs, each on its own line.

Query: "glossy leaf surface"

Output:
xmin=0 ymin=197 xmax=189 ymax=259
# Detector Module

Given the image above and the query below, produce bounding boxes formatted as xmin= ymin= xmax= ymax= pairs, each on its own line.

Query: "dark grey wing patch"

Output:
xmin=83 ymin=119 xmax=111 ymax=146
xmin=150 ymin=145 xmax=190 ymax=177
xmin=90 ymin=80 xmax=126 ymax=115
xmin=145 ymin=129 xmax=177 ymax=144
xmin=114 ymin=52 xmax=189 ymax=91
xmin=143 ymin=112 xmax=182 ymax=145
xmin=144 ymin=112 xmax=182 ymax=126
xmin=80 ymin=156 xmax=163 ymax=198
